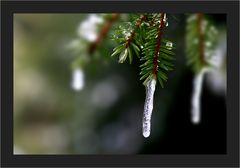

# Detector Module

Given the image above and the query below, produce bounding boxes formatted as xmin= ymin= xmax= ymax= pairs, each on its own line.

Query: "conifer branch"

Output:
xmin=111 ymin=14 xmax=147 ymax=64
xmin=153 ymin=13 xmax=165 ymax=78
xmin=186 ymin=14 xmax=220 ymax=124
xmin=125 ymin=15 xmax=146 ymax=48
xmin=140 ymin=13 xmax=175 ymax=87
xmin=186 ymin=14 xmax=219 ymax=73
xmin=111 ymin=13 xmax=175 ymax=86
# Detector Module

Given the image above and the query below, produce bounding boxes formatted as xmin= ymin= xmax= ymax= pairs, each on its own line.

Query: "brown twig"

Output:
xmin=152 ymin=13 xmax=165 ymax=78
xmin=88 ymin=13 xmax=120 ymax=54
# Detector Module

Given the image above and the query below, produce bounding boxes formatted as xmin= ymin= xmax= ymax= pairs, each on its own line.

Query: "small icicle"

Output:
xmin=191 ymin=68 xmax=209 ymax=124
xmin=143 ymin=78 xmax=156 ymax=138
xmin=71 ymin=68 xmax=85 ymax=91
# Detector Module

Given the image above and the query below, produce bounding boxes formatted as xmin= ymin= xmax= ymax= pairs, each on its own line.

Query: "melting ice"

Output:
xmin=191 ymin=68 xmax=210 ymax=124
xmin=71 ymin=68 xmax=85 ymax=91
xmin=143 ymin=78 xmax=156 ymax=138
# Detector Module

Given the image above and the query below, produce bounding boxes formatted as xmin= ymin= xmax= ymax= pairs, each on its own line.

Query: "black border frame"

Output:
xmin=1 ymin=0 xmax=239 ymax=167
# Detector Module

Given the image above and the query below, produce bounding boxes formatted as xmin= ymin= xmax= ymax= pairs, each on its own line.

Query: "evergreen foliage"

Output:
xmin=186 ymin=14 xmax=218 ymax=73
xmin=112 ymin=13 xmax=176 ymax=88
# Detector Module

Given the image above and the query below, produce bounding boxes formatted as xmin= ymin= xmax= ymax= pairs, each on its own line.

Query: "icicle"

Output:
xmin=71 ymin=68 xmax=85 ymax=91
xmin=143 ymin=78 xmax=156 ymax=138
xmin=191 ymin=68 xmax=210 ymax=124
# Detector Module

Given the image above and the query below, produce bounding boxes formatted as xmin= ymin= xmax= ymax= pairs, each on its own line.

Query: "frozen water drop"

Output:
xmin=163 ymin=13 xmax=167 ymax=22
xmin=166 ymin=41 xmax=173 ymax=49
xmin=143 ymin=78 xmax=156 ymax=138
xmin=124 ymin=31 xmax=131 ymax=40
xmin=191 ymin=68 xmax=210 ymax=124
xmin=143 ymin=129 xmax=150 ymax=138
xmin=71 ymin=68 xmax=85 ymax=91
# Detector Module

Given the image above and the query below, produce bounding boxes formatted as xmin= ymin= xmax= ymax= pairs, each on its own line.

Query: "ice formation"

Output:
xmin=71 ymin=68 xmax=85 ymax=91
xmin=191 ymin=68 xmax=210 ymax=124
xmin=166 ymin=41 xmax=173 ymax=50
xmin=143 ymin=78 xmax=156 ymax=138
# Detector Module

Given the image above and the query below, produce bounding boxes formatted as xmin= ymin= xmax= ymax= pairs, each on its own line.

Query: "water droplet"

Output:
xmin=124 ymin=32 xmax=131 ymax=40
xmin=163 ymin=13 xmax=167 ymax=22
xmin=71 ymin=68 xmax=85 ymax=91
xmin=141 ymin=45 xmax=144 ymax=49
xmin=166 ymin=41 xmax=173 ymax=48
xmin=165 ymin=22 xmax=168 ymax=27
xmin=143 ymin=78 xmax=156 ymax=138
xmin=191 ymin=68 xmax=210 ymax=124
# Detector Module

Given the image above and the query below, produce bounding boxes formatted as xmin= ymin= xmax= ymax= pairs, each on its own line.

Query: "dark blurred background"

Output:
xmin=14 ymin=14 xmax=226 ymax=154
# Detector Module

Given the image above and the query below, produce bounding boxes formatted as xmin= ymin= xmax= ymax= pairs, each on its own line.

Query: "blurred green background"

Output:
xmin=14 ymin=14 xmax=226 ymax=154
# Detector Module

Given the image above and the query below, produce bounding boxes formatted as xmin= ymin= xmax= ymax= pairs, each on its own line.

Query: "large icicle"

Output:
xmin=191 ymin=68 xmax=210 ymax=124
xmin=143 ymin=78 xmax=157 ymax=138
